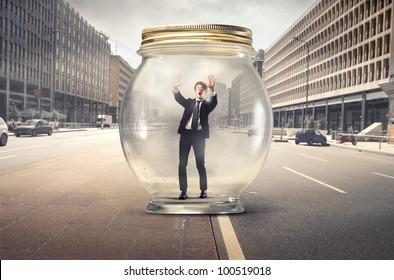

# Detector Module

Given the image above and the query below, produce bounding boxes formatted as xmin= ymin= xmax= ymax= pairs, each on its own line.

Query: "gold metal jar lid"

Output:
xmin=141 ymin=24 xmax=253 ymax=46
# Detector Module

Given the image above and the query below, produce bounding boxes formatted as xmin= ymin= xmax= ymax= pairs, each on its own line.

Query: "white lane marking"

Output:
xmin=283 ymin=166 xmax=347 ymax=194
xmin=373 ymin=172 xmax=394 ymax=180
xmin=0 ymin=144 xmax=51 ymax=153
xmin=217 ymin=215 xmax=245 ymax=260
xmin=299 ymin=153 xmax=328 ymax=162
xmin=0 ymin=155 xmax=16 ymax=160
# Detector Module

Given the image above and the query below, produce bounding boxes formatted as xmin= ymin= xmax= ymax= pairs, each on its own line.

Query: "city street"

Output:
xmin=0 ymin=129 xmax=394 ymax=260
xmin=232 ymin=138 xmax=394 ymax=259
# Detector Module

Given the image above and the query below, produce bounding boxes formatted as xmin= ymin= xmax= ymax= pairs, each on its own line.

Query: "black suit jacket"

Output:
xmin=174 ymin=91 xmax=218 ymax=138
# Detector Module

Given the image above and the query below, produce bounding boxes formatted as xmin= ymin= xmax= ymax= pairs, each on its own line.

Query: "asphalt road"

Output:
xmin=227 ymin=140 xmax=394 ymax=259
xmin=1 ymin=129 xmax=393 ymax=260
xmin=0 ymin=128 xmax=115 ymax=170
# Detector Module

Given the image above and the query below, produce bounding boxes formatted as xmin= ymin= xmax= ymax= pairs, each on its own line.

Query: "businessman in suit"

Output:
xmin=173 ymin=75 xmax=218 ymax=200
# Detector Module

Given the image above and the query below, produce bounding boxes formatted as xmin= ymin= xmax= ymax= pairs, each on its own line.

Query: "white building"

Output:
xmin=264 ymin=0 xmax=394 ymax=134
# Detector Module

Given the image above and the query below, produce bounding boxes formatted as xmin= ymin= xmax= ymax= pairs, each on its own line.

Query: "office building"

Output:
xmin=264 ymin=0 xmax=394 ymax=134
xmin=0 ymin=0 xmax=111 ymax=123
xmin=108 ymin=55 xmax=134 ymax=124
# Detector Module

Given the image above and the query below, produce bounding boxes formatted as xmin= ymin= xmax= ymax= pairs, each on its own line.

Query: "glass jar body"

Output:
xmin=120 ymin=43 xmax=272 ymax=214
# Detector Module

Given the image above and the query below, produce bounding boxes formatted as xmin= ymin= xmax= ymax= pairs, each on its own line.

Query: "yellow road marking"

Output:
xmin=217 ymin=215 xmax=245 ymax=260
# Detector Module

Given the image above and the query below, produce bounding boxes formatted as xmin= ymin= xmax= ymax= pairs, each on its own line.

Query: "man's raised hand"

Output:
xmin=207 ymin=74 xmax=216 ymax=91
xmin=173 ymin=74 xmax=182 ymax=90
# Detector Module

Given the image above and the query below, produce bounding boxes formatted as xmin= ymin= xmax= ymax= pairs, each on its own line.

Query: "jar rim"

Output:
xmin=140 ymin=24 xmax=253 ymax=47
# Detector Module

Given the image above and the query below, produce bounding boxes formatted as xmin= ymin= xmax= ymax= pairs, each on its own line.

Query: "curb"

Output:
xmin=327 ymin=141 xmax=394 ymax=157
xmin=54 ymin=129 xmax=88 ymax=133
xmin=277 ymin=136 xmax=394 ymax=157
xmin=8 ymin=128 xmax=88 ymax=136
xmin=273 ymin=139 xmax=289 ymax=142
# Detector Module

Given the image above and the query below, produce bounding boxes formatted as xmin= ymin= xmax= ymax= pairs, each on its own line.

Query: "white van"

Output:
xmin=96 ymin=115 xmax=113 ymax=128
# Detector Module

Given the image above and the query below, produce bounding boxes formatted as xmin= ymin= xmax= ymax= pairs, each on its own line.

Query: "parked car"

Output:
xmin=14 ymin=119 xmax=53 ymax=137
xmin=295 ymin=129 xmax=327 ymax=146
xmin=0 ymin=117 xmax=9 ymax=146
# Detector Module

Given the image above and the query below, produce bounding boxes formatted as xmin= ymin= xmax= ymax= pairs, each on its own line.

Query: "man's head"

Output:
xmin=194 ymin=81 xmax=207 ymax=100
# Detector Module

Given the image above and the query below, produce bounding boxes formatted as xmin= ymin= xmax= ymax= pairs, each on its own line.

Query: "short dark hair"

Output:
xmin=194 ymin=81 xmax=207 ymax=90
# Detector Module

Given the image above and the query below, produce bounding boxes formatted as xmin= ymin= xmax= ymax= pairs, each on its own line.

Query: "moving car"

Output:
xmin=295 ymin=129 xmax=327 ymax=146
xmin=0 ymin=117 xmax=9 ymax=146
xmin=14 ymin=119 xmax=53 ymax=137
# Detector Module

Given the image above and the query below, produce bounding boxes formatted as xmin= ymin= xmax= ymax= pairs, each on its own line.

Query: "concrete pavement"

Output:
xmin=278 ymin=135 xmax=394 ymax=157
xmin=0 ymin=136 xmax=218 ymax=260
xmin=326 ymin=137 xmax=394 ymax=157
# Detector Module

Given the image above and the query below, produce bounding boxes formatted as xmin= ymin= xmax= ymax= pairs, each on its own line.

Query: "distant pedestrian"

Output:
xmin=11 ymin=119 xmax=17 ymax=131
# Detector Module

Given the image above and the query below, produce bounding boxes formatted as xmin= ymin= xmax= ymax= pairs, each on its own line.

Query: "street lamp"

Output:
xmin=293 ymin=36 xmax=310 ymax=129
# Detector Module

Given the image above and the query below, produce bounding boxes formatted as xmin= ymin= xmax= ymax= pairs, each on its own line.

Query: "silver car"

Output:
xmin=0 ymin=117 xmax=9 ymax=146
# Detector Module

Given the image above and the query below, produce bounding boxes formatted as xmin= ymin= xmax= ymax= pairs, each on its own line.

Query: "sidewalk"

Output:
xmin=327 ymin=138 xmax=394 ymax=157
xmin=0 ymin=137 xmax=218 ymax=260
xmin=8 ymin=127 xmax=108 ymax=136
xmin=275 ymin=135 xmax=394 ymax=157
xmin=230 ymin=126 xmax=394 ymax=157
xmin=7 ymin=127 xmax=89 ymax=136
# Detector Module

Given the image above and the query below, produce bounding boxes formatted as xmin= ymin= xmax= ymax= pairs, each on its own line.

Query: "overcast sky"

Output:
xmin=66 ymin=0 xmax=316 ymax=68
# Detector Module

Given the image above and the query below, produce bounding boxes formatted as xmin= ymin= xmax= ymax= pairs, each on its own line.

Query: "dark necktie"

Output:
xmin=192 ymin=100 xmax=201 ymax=130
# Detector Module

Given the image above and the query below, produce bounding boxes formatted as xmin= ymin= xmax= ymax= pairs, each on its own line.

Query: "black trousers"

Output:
xmin=178 ymin=130 xmax=207 ymax=192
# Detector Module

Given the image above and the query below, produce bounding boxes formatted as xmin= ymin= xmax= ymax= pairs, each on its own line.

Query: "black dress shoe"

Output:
xmin=179 ymin=191 xmax=188 ymax=200
xmin=199 ymin=190 xmax=207 ymax=199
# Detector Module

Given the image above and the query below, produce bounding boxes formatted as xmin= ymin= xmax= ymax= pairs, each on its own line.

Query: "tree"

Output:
xmin=8 ymin=104 xmax=21 ymax=121
xmin=52 ymin=110 xmax=59 ymax=121
xmin=286 ymin=119 xmax=294 ymax=128
xmin=307 ymin=117 xmax=315 ymax=129
xmin=317 ymin=115 xmax=327 ymax=130
xmin=32 ymin=108 xmax=40 ymax=119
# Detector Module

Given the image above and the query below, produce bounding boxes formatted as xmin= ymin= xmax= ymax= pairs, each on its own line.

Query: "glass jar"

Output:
xmin=120 ymin=24 xmax=272 ymax=214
